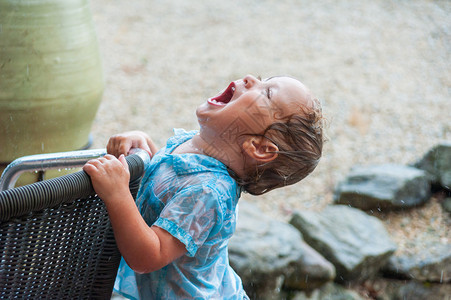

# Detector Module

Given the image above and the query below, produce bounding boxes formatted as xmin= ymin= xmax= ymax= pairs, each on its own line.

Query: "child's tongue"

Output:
xmin=210 ymin=82 xmax=235 ymax=105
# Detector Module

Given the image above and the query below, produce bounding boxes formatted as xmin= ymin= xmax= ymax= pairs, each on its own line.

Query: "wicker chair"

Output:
xmin=0 ymin=151 xmax=148 ymax=299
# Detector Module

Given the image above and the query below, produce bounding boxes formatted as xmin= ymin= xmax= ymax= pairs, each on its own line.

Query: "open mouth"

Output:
xmin=207 ymin=82 xmax=236 ymax=106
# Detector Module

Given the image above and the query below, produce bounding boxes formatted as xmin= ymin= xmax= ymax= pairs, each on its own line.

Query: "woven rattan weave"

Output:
xmin=0 ymin=153 xmax=146 ymax=299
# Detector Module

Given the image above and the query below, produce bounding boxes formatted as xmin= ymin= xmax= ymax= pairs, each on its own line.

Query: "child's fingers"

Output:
xmin=82 ymin=162 xmax=95 ymax=174
xmin=106 ymin=133 xmax=152 ymax=157
xmin=119 ymin=138 xmax=150 ymax=156
xmin=107 ymin=137 xmax=132 ymax=157
xmin=134 ymin=140 xmax=152 ymax=157
xmin=103 ymin=154 xmax=116 ymax=161
xmin=118 ymin=154 xmax=129 ymax=171
xmin=83 ymin=159 xmax=104 ymax=176
xmin=117 ymin=141 xmax=133 ymax=157
xmin=96 ymin=155 xmax=122 ymax=171
xmin=84 ymin=156 xmax=112 ymax=170
xmin=95 ymin=155 xmax=128 ymax=175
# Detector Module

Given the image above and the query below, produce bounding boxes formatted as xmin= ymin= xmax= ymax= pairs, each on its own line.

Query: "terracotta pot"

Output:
xmin=0 ymin=0 xmax=104 ymax=184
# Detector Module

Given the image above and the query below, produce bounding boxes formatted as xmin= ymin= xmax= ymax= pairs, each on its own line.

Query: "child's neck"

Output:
xmin=173 ymin=134 xmax=247 ymax=178
xmin=171 ymin=137 xmax=205 ymax=155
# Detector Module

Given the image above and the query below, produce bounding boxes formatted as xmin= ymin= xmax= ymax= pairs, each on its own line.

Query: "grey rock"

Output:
xmin=414 ymin=142 xmax=451 ymax=189
xmin=229 ymin=201 xmax=334 ymax=298
xmin=358 ymin=278 xmax=451 ymax=300
xmin=291 ymin=282 xmax=364 ymax=300
xmin=229 ymin=201 xmax=303 ymax=287
xmin=383 ymin=243 xmax=451 ymax=283
xmin=283 ymin=240 xmax=336 ymax=291
xmin=290 ymin=205 xmax=397 ymax=282
xmin=334 ymin=164 xmax=430 ymax=210
xmin=395 ymin=280 xmax=451 ymax=300
xmin=442 ymin=197 xmax=451 ymax=214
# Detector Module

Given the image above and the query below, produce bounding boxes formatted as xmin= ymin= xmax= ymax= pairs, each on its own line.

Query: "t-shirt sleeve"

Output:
xmin=153 ymin=184 xmax=223 ymax=257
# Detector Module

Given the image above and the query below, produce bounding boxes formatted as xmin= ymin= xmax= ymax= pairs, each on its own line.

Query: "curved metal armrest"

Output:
xmin=0 ymin=149 xmax=107 ymax=191
xmin=0 ymin=149 xmax=150 ymax=222
xmin=0 ymin=148 xmax=150 ymax=191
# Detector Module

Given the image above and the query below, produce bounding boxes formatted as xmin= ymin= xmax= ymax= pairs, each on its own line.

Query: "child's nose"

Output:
xmin=243 ymin=75 xmax=259 ymax=89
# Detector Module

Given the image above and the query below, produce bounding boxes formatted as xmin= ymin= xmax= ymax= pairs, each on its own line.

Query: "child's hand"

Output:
xmin=83 ymin=154 xmax=131 ymax=202
xmin=107 ymin=131 xmax=158 ymax=158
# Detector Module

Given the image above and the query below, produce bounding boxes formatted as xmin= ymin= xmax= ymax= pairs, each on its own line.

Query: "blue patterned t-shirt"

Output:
xmin=114 ymin=129 xmax=247 ymax=299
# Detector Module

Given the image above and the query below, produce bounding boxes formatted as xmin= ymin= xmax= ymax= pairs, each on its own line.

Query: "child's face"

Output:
xmin=196 ymin=75 xmax=312 ymax=144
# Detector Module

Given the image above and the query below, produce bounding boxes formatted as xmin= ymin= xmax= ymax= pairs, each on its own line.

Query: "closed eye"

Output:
xmin=266 ymin=87 xmax=272 ymax=99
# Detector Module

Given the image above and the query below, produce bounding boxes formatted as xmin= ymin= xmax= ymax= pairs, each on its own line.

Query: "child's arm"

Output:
xmin=83 ymin=154 xmax=186 ymax=274
xmin=107 ymin=131 xmax=159 ymax=158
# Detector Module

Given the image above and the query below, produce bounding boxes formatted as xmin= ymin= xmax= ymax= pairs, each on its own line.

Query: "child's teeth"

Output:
xmin=231 ymin=87 xmax=235 ymax=92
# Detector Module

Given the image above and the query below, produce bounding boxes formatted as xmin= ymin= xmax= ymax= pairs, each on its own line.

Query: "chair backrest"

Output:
xmin=0 ymin=152 xmax=148 ymax=299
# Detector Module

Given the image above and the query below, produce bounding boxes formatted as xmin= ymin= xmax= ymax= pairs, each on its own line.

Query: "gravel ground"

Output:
xmin=89 ymin=0 xmax=450 ymax=257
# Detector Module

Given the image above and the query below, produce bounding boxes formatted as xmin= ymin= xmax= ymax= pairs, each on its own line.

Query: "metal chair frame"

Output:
xmin=0 ymin=149 xmax=108 ymax=191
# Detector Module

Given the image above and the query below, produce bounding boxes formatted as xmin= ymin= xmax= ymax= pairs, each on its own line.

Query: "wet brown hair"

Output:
xmin=235 ymin=98 xmax=324 ymax=195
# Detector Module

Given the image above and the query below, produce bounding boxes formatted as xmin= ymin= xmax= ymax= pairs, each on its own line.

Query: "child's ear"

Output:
xmin=242 ymin=136 xmax=279 ymax=163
